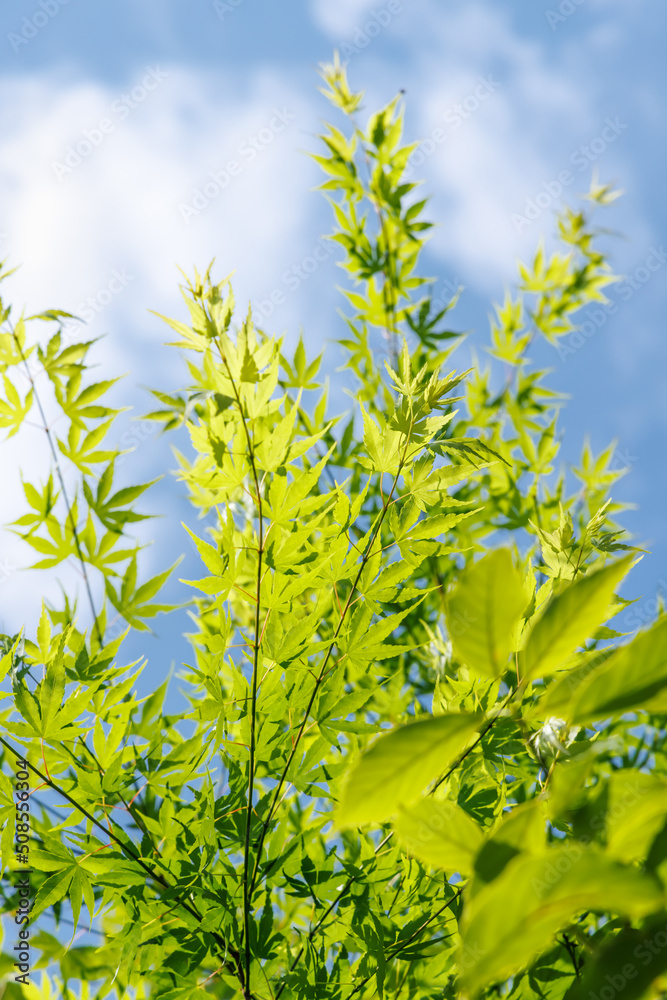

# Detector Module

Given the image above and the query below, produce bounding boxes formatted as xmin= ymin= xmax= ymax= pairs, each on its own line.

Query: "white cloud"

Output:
xmin=0 ymin=65 xmax=317 ymax=329
xmin=311 ymin=0 xmax=382 ymax=38
xmin=0 ymin=1 xmax=660 ymax=632
xmin=0 ymin=63 xmax=321 ymax=633
xmin=364 ymin=1 xmax=644 ymax=289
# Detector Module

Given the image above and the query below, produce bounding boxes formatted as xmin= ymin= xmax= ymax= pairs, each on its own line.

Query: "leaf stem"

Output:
xmin=430 ymin=684 xmax=519 ymax=794
xmin=215 ymin=337 xmax=264 ymax=1000
xmin=0 ymin=733 xmax=245 ymax=986
xmin=347 ymin=885 xmax=464 ymax=998
xmin=248 ymin=421 xmax=416 ymax=903
xmin=10 ymin=325 xmax=103 ymax=647
xmin=274 ymin=832 xmax=394 ymax=1000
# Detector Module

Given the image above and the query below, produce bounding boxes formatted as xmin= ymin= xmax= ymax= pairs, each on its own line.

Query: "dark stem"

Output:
xmin=248 ymin=419 xmax=416 ymax=902
xmin=0 ymin=733 xmax=244 ymax=985
xmin=347 ymin=885 xmax=464 ymax=998
xmin=274 ymin=832 xmax=394 ymax=1000
xmin=216 ymin=338 xmax=264 ymax=1000
xmin=430 ymin=685 xmax=519 ymax=794
xmin=561 ymin=933 xmax=580 ymax=977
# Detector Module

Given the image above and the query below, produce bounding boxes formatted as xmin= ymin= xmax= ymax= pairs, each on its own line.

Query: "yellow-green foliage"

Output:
xmin=0 ymin=56 xmax=665 ymax=1000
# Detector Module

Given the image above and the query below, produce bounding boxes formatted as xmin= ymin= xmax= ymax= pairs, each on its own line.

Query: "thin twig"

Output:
xmin=347 ymin=886 xmax=464 ymax=998
xmin=10 ymin=324 xmax=103 ymax=646
xmin=430 ymin=685 xmax=519 ymax=794
xmin=248 ymin=417 xmax=417 ymax=903
xmin=215 ymin=336 xmax=265 ymax=1000
xmin=274 ymin=832 xmax=394 ymax=1000
xmin=0 ymin=733 xmax=243 ymax=984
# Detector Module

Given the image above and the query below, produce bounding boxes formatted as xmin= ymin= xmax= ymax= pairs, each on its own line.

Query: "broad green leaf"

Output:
xmin=562 ymin=913 xmax=667 ymax=1000
xmin=337 ymin=713 xmax=482 ymax=826
xmin=527 ymin=649 xmax=614 ymax=720
xmin=432 ymin=436 xmax=508 ymax=467
xmin=446 ymin=548 xmax=527 ymax=678
xmin=545 ymin=751 xmax=598 ymax=825
xmin=522 ymin=556 xmax=634 ymax=681
xmin=461 ymin=848 xmax=663 ymax=997
xmin=604 ymin=771 xmax=667 ymax=864
xmin=394 ymin=797 xmax=484 ymax=874
xmin=32 ymin=869 xmax=74 ymax=919
xmin=0 ymin=634 xmax=21 ymax=683
xmin=570 ymin=617 xmax=667 ymax=722
xmin=39 ymin=633 xmax=67 ymax=735
xmin=36 ymin=604 xmax=52 ymax=663
xmin=472 ymin=800 xmax=547 ymax=892
xmin=359 ymin=404 xmax=402 ymax=474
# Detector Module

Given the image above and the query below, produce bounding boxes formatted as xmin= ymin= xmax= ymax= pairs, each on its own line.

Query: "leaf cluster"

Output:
xmin=0 ymin=56 xmax=663 ymax=1000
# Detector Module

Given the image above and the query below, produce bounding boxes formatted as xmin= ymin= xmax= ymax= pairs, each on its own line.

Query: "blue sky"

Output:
xmin=0 ymin=0 xmax=665 ymax=679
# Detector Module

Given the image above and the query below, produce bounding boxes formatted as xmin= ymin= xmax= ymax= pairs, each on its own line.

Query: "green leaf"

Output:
xmin=446 ymin=549 xmax=527 ymax=678
xmin=528 ymin=650 xmax=613 ymax=721
xmin=0 ymin=375 xmax=32 ymax=436
xmin=432 ymin=436 xmax=509 ymax=467
xmin=562 ymin=912 xmax=667 ymax=1000
xmin=473 ymin=801 xmax=547 ymax=890
xmin=394 ymin=797 xmax=484 ymax=874
xmin=337 ymin=713 xmax=482 ymax=827
xmin=0 ymin=633 xmax=21 ymax=683
xmin=461 ymin=848 xmax=664 ymax=997
xmin=603 ymin=771 xmax=667 ymax=864
xmin=39 ymin=634 xmax=67 ymax=734
xmin=569 ymin=616 xmax=667 ymax=722
xmin=522 ymin=555 xmax=634 ymax=681
xmin=32 ymin=868 xmax=74 ymax=918
xmin=359 ymin=405 xmax=401 ymax=475
xmin=36 ymin=604 xmax=52 ymax=663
